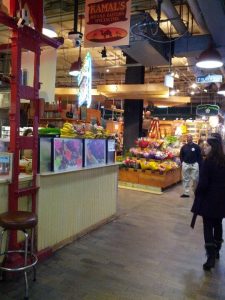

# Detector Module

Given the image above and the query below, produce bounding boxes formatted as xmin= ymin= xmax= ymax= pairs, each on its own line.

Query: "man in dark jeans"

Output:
xmin=180 ymin=134 xmax=202 ymax=197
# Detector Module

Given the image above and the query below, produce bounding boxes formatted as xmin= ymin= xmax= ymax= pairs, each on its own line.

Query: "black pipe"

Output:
xmin=73 ymin=0 xmax=78 ymax=32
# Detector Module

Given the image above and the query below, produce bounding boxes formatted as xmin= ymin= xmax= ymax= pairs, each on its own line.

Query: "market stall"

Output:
xmin=0 ymin=122 xmax=118 ymax=255
xmin=118 ymin=136 xmax=181 ymax=194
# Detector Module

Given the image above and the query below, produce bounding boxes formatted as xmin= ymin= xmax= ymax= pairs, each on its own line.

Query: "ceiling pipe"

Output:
xmin=186 ymin=0 xmax=208 ymax=34
xmin=154 ymin=0 xmax=187 ymax=35
xmin=73 ymin=0 xmax=78 ymax=32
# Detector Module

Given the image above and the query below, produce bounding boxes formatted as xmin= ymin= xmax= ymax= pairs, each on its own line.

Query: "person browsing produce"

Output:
xmin=180 ymin=134 xmax=202 ymax=198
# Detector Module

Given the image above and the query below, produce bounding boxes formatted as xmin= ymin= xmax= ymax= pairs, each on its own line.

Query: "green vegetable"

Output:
xmin=38 ymin=128 xmax=60 ymax=135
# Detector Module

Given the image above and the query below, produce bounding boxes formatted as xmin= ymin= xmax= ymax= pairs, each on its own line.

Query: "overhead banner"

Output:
xmin=84 ymin=0 xmax=131 ymax=47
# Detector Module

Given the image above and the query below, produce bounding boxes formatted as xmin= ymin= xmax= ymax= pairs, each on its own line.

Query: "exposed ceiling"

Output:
xmin=1 ymin=0 xmax=225 ymax=108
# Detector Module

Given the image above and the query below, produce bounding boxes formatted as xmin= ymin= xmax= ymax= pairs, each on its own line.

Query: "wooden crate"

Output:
xmin=119 ymin=167 xmax=181 ymax=189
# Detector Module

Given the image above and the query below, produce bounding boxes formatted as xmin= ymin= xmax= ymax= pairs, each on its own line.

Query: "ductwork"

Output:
xmin=154 ymin=0 xmax=187 ymax=35
xmin=187 ymin=0 xmax=208 ymax=34
xmin=121 ymin=13 xmax=170 ymax=67
xmin=197 ymin=0 xmax=225 ymax=47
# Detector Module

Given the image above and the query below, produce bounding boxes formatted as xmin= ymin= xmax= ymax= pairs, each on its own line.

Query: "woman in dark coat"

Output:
xmin=191 ymin=136 xmax=225 ymax=271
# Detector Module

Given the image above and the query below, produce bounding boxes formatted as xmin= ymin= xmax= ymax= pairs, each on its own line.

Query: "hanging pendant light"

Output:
xmin=217 ymin=83 xmax=225 ymax=96
xmin=69 ymin=56 xmax=82 ymax=76
xmin=196 ymin=45 xmax=223 ymax=69
xmin=42 ymin=16 xmax=58 ymax=38
xmin=69 ymin=42 xmax=82 ymax=77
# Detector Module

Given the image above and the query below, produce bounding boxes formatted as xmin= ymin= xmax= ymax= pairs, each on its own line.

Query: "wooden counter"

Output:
xmin=0 ymin=165 xmax=119 ymax=256
xmin=36 ymin=164 xmax=118 ymax=252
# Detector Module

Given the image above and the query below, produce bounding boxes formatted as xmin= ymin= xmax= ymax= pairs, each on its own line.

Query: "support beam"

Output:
xmin=123 ymin=55 xmax=144 ymax=150
xmin=0 ymin=11 xmax=62 ymax=49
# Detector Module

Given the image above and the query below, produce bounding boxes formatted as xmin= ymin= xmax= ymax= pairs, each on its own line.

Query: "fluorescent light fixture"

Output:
xmin=190 ymin=91 xmax=195 ymax=95
xmin=69 ymin=57 xmax=82 ymax=76
xmin=42 ymin=16 xmax=58 ymax=38
xmin=191 ymin=83 xmax=197 ymax=89
xmin=196 ymin=46 xmax=223 ymax=69
xmin=157 ymin=105 xmax=168 ymax=108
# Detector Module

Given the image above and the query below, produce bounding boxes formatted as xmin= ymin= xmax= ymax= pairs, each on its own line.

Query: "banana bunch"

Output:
xmin=60 ymin=122 xmax=76 ymax=138
xmin=84 ymin=130 xmax=96 ymax=139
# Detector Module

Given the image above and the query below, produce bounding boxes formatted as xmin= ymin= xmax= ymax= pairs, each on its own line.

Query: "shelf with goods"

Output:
xmin=118 ymin=136 xmax=182 ymax=193
xmin=1 ymin=126 xmax=33 ymax=139
xmin=157 ymin=120 xmax=211 ymax=143
xmin=185 ymin=120 xmax=210 ymax=142
xmin=29 ymin=101 xmax=102 ymax=128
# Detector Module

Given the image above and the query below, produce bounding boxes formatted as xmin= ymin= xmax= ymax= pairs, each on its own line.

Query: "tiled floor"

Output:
xmin=1 ymin=184 xmax=225 ymax=300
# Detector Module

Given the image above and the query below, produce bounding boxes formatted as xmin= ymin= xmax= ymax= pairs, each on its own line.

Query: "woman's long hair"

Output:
xmin=206 ymin=137 xmax=225 ymax=166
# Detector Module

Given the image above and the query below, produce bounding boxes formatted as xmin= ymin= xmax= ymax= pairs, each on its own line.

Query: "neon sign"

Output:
xmin=78 ymin=52 xmax=92 ymax=108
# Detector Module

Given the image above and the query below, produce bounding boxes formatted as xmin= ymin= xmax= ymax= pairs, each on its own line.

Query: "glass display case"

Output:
xmin=38 ymin=137 xmax=53 ymax=173
xmin=37 ymin=137 xmax=115 ymax=174
xmin=0 ymin=138 xmax=10 ymax=152
xmin=106 ymin=139 xmax=115 ymax=164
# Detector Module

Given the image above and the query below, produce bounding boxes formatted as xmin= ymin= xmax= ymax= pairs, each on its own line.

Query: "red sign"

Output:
xmin=87 ymin=0 xmax=129 ymax=26
xmin=84 ymin=0 xmax=131 ymax=47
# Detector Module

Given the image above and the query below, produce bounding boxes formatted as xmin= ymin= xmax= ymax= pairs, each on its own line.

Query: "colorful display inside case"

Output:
xmin=84 ymin=139 xmax=106 ymax=167
xmin=53 ymin=138 xmax=83 ymax=172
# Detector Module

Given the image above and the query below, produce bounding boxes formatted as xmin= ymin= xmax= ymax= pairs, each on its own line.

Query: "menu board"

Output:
xmin=53 ymin=138 xmax=83 ymax=172
xmin=84 ymin=139 xmax=106 ymax=167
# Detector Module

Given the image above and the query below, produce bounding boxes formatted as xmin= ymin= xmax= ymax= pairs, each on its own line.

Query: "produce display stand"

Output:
xmin=118 ymin=136 xmax=182 ymax=194
xmin=119 ymin=167 xmax=181 ymax=194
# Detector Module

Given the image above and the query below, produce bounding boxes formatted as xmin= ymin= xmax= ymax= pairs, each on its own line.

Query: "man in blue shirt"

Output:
xmin=180 ymin=134 xmax=202 ymax=197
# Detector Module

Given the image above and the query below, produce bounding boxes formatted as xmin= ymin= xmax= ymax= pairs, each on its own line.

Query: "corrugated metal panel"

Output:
xmin=37 ymin=165 xmax=118 ymax=251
